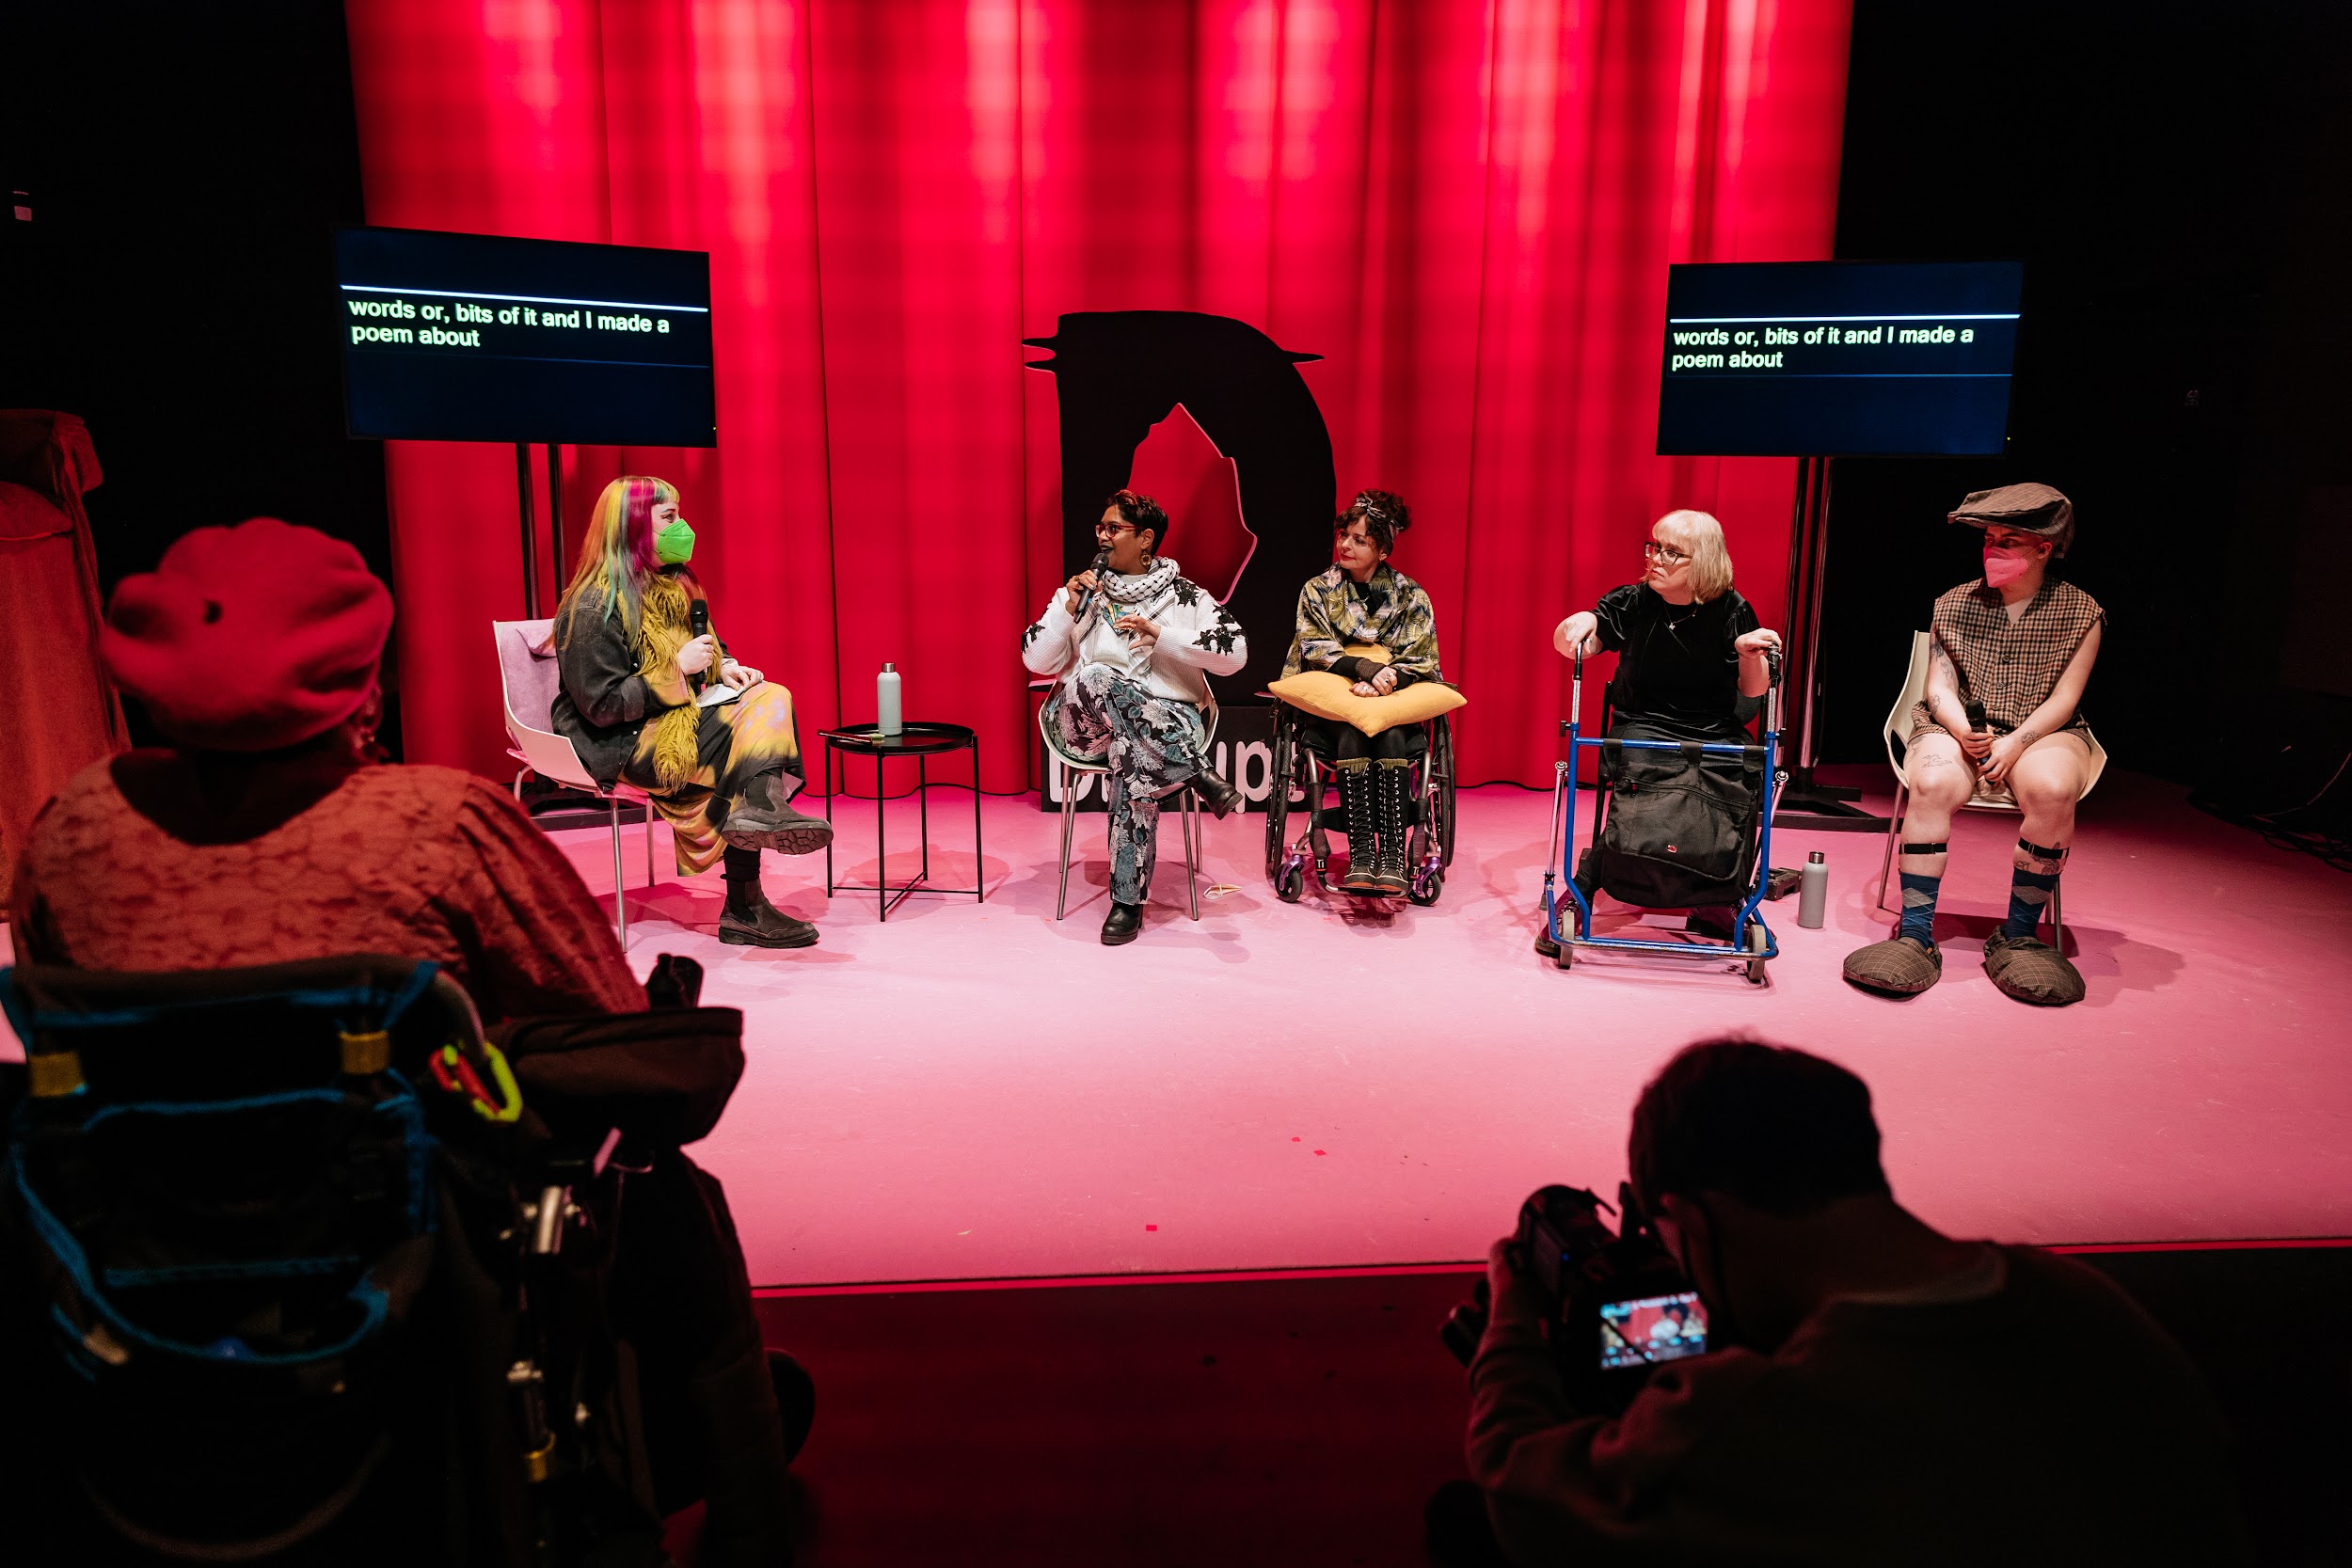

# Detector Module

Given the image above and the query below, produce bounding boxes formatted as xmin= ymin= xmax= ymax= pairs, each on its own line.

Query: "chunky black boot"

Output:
xmin=1192 ymin=768 xmax=1244 ymax=819
xmin=1332 ymin=759 xmax=1380 ymax=894
xmin=1101 ymin=900 xmax=1143 ymax=945
xmin=721 ymin=769 xmax=834 ymax=856
xmin=1374 ymin=758 xmax=1413 ymax=895
xmin=720 ymin=847 xmax=818 ymax=948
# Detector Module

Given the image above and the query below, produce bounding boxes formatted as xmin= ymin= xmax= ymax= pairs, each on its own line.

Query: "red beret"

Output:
xmin=102 ymin=518 xmax=394 ymax=752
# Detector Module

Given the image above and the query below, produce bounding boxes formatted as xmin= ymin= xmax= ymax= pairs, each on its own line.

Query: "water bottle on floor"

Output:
xmin=1797 ymin=849 xmax=1828 ymax=928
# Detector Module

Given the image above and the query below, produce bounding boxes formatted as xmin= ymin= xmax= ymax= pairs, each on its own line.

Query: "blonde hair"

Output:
xmin=1654 ymin=509 xmax=1735 ymax=603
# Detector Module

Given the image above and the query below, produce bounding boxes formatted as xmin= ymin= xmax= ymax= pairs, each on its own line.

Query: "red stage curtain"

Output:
xmin=343 ymin=0 xmax=1850 ymax=790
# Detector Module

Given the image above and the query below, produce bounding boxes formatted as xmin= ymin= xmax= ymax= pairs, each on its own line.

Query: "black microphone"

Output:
xmin=1963 ymin=697 xmax=1988 ymax=736
xmin=688 ymin=598 xmax=709 ymax=693
xmin=1076 ymin=548 xmax=1110 ymax=621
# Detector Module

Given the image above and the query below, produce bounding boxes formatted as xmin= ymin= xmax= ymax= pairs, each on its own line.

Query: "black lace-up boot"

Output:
xmin=1333 ymin=758 xmax=1380 ymax=894
xmin=1373 ymin=758 xmax=1413 ymax=895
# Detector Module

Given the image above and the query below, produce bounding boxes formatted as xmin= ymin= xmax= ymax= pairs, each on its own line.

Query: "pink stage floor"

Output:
xmin=564 ymin=768 xmax=2350 ymax=1287
xmin=8 ymin=770 xmax=2347 ymax=1287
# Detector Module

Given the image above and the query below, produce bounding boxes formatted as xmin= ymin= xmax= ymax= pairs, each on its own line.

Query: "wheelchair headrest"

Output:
xmin=1 ymin=955 xmax=482 ymax=1106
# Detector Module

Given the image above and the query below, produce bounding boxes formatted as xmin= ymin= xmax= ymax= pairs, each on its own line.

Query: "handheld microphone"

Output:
xmin=688 ymin=598 xmax=710 ymax=693
xmin=1963 ymin=697 xmax=1988 ymax=735
xmin=1076 ymin=548 xmax=1110 ymax=621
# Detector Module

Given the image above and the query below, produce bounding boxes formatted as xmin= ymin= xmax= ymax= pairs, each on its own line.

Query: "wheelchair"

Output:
xmin=1539 ymin=646 xmax=1789 ymax=983
xmin=1263 ymin=701 xmax=1459 ymax=905
xmin=0 ymin=954 xmax=721 ymax=1565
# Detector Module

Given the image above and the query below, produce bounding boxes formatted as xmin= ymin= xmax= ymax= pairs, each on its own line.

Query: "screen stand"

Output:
xmin=1774 ymin=455 xmax=1883 ymax=832
xmin=545 ymin=444 xmax=566 ymax=592
xmin=515 ymin=441 xmax=540 ymax=620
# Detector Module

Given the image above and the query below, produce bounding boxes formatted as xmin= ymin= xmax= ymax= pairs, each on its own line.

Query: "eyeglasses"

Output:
xmin=1094 ymin=520 xmax=1138 ymax=536
xmin=1643 ymin=540 xmax=1691 ymax=564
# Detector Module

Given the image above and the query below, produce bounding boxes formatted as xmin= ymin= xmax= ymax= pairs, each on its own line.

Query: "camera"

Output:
xmin=1441 ymin=1183 xmax=1709 ymax=1415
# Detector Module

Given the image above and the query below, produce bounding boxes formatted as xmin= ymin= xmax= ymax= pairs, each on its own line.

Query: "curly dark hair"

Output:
xmin=1629 ymin=1038 xmax=1891 ymax=1216
xmin=1104 ymin=489 xmax=1169 ymax=553
xmin=1339 ymin=488 xmax=1411 ymax=554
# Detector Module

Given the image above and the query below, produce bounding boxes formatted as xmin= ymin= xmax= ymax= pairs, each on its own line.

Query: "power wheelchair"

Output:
xmin=0 ymin=953 xmax=746 ymax=1565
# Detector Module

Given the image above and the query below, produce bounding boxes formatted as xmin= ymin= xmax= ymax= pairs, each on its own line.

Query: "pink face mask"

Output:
xmin=1982 ymin=544 xmax=2036 ymax=586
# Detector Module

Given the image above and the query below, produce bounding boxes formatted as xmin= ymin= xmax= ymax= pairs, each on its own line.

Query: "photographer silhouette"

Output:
xmin=1444 ymin=1040 xmax=2248 ymax=1567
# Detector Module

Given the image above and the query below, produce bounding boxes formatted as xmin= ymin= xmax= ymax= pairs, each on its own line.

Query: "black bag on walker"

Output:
xmin=1589 ymin=731 xmax=1765 ymax=909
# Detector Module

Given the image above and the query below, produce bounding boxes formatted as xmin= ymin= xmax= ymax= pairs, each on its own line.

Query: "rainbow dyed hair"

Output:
xmin=558 ymin=475 xmax=678 ymax=632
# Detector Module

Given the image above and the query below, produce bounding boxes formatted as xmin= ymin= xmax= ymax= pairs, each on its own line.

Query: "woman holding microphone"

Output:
xmin=552 ymin=475 xmax=831 ymax=948
xmin=1022 ymin=489 xmax=1248 ymax=945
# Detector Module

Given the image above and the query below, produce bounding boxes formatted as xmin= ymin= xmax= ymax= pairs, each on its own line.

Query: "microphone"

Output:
xmin=1963 ymin=697 xmax=1988 ymax=735
xmin=1076 ymin=548 xmax=1110 ymax=621
xmin=688 ymin=598 xmax=709 ymax=693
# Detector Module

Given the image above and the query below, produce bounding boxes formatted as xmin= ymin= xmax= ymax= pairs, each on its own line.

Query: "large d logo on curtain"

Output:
xmin=1024 ymin=311 xmax=1335 ymax=701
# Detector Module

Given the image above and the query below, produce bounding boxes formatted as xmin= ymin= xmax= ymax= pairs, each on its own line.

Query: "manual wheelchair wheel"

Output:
xmin=1744 ymin=922 xmax=1770 ymax=986
xmin=1407 ymin=869 xmax=1442 ymax=908
xmin=1276 ymin=862 xmax=1307 ymax=903
xmin=1263 ymin=721 xmax=1296 ymax=881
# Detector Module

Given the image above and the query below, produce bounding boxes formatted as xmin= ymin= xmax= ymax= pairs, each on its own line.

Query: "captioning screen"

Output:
xmin=335 ymin=226 xmax=716 ymax=447
xmin=1655 ymin=261 xmax=2023 ymax=456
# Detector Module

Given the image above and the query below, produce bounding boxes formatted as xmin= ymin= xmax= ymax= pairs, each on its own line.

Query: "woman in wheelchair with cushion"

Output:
xmin=1277 ymin=489 xmax=1450 ymax=896
xmin=1540 ymin=509 xmax=1781 ymax=952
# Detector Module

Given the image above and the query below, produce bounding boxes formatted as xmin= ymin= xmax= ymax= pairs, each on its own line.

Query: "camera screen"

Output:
xmin=1597 ymin=1291 xmax=1708 ymax=1370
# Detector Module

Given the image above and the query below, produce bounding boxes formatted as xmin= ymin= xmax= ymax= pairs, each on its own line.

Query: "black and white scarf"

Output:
xmin=1100 ymin=555 xmax=1181 ymax=606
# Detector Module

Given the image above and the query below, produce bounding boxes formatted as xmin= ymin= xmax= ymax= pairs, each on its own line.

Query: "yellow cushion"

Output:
xmin=1269 ymin=644 xmax=1466 ymax=736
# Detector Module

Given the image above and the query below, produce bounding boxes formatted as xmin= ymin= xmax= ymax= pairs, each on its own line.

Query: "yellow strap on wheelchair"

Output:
xmin=339 ymin=1030 xmax=392 ymax=1075
xmin=28 ymin=1051 xmax=86 ymax=1099
xmin=471 ymin=1040 xmax=523 ymax=1123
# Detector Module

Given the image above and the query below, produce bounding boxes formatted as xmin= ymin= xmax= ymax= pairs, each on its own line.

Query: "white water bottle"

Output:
xmin=877 ymin=662 xmax=903 ymax=736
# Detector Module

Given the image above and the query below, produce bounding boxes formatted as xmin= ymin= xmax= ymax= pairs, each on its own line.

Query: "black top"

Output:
xmin=1593 ymin=582 xmax=1761 ymax=739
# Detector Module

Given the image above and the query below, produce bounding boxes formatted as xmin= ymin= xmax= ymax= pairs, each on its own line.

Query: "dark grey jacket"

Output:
xmin=551 ymin=578 xmax=705 ymax=787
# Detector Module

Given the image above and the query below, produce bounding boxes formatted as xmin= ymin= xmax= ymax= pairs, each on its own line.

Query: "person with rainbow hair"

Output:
xmin=553 ymin=475 xmax=831 ymax=948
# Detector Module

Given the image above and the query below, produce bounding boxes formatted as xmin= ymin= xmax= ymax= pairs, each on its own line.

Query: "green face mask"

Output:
xmin=654 ymin=517 xmax=695 ymax=565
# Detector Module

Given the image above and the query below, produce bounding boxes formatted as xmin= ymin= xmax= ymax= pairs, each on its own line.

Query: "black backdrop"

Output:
xmin=0 ymin=2 xmax=393 ymax=751
xmin=1817 ymin=0 xmax=2352 ymax=781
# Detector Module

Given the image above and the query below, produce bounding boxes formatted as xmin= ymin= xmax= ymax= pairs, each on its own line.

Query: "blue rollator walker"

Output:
xmin=1541 ymin=646 xmax=1788 ymax=983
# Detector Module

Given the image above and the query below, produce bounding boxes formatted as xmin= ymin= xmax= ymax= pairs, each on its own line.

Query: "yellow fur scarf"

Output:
xmin=636 ymin=572 xmax=705 ymax=789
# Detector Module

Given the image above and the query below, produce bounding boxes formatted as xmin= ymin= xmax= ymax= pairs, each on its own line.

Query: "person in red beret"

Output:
xmin=5 ymin=516 xmax=645 ymax=1022
xmin=5 ymin=518 xmax=810 ymax=1558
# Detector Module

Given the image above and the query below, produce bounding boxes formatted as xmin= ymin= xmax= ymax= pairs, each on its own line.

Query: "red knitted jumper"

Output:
xmin=8 ymin=755 xmax=644 ymax=1024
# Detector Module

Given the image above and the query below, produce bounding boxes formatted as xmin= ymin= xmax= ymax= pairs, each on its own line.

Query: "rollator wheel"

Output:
xmin=1744 ymin=922 xmax=1770 ymax=986
xmin=1276 ymin=863 xmax=1307 ymax=903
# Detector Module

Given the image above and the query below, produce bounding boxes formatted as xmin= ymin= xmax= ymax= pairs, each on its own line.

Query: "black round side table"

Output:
xmin=818 ymin=721 xmax=983 ymax=920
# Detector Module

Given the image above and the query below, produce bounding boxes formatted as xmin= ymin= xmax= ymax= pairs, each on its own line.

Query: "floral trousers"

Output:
xmin=1046 ymin=664 xmax=1210 ymax=905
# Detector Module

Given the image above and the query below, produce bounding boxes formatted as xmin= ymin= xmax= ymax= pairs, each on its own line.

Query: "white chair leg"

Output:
xmin=1184 ymin=788 xmax=1201 ymax=921
xmin=1056 ymin=765 xmax=1078 ymax=921
xmin=1876 ymin=782 xmax=1907 ymax=914
xmin=513 ymin=767 xmax=531 ymax=803
xmin=609 ymin=797 xmax=629 ymax=949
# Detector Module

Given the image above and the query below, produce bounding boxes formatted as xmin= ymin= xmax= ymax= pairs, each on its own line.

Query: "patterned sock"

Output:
xmin=2002 ymin=838 xmax=2067 ymax=939
xmin=1896 ymin=872 xmax=1942 ymax=946
xmin=1895 ymin=841 xmax=1945 ymax=947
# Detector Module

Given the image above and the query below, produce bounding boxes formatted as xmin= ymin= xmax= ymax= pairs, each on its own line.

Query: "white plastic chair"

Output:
xmin=492 ymin=618 xmax=661 ymax=948
xmin=1876 ymin=629 xmax=2106 ymax=941
xmin=1036 ymin=686 xmax=1218 ymax=921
